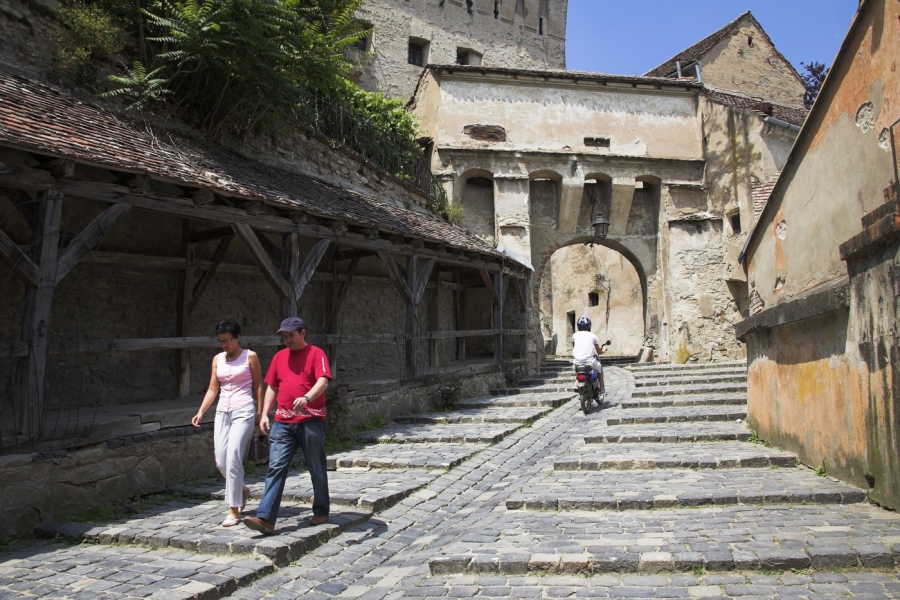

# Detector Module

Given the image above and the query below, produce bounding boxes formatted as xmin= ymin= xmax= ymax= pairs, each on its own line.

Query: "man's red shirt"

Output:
xmin=264 ymin=344 xmax=332 ymax=424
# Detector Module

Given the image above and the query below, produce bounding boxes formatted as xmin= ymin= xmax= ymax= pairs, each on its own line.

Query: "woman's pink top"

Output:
xmin=216 ymin=349 xmax=255 ymax=412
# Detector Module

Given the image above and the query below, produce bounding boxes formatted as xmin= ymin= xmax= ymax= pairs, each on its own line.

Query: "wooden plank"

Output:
xmin=0 ymin=226 xmax=38 ymax=286
xmin=232 ymin=223 xmax=291 ymax=297
xmin=15 ymin=190 xmax=63 ymax=436
xmin=56 ymin=203 xmax=131 ymax=282
xmin=295 ymin=238 xmax=330 ymax=300
xmin=422 ymin=329 xmax=496 ymax=339
xmin=480 ymin=268 xmax=500 ymax=306
xmin=377 ymin=250 xmax=413 ymax=304
xmin=187 ymin=236 xmax=232 ymax=315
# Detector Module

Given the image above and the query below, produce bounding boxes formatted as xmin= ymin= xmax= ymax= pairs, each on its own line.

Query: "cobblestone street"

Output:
xmin=4 ymin=361 xmax=900 ymax=599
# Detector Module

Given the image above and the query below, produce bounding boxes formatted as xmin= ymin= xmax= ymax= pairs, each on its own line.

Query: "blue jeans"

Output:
xmin=255 ymin=419 xmax=330 ymax=524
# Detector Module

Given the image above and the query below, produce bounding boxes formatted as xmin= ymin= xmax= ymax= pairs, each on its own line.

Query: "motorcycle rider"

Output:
xmin=572 ymin=316 xmax=607 ymax=394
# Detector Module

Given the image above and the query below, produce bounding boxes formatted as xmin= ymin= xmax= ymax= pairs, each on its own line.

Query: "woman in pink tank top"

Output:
xmin=192 ymin=320 xmax=263 ymax=526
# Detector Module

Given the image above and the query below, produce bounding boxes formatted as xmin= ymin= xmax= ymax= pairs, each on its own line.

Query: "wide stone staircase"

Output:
xmin=426 ymin=361 xmax=900 ymax=582
xmin=6 ymin=359 xmax=900 ymax=598
xmin=9 ymin=362 xmax=576 ymax=598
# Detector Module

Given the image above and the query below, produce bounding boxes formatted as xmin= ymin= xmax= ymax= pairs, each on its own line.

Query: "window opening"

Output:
xmin=584 ymin=137 xmax=610 ymax=148
xmin=466 ymin=0 xmax=473 ymax=14
xmin=588 ymin=292 xmax=599 ymax=307
xmin=457 ymin=51 xmax=469 ymax=65
xmin=494 ymin=0 xmax=500 ymax=18
xmin=567 ymin=311 xmax=576 ymax=337
xmin=539 ymin=17 xmax=543 ymax=35
xmin=730 ymin=213 xmax=742 ymax=234
xmin=748 ymin=36 xmax=753 ymax=47
xmin=408 ymin=41 xmax=424 ymax=66
xmin=351 ymin=23 xmax=373 ymax=52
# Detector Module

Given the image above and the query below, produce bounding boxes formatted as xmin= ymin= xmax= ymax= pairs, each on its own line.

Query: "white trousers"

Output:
xmin=574 ymin=358 xmax=603 ymax=373
xmin=214 ymin=403 xmax=256 ymax=508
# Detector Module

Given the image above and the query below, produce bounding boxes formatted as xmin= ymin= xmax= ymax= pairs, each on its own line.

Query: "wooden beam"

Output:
xmin=281 ymin=230 xmax=300 ymax=318
xmin=0 ymin=161 xmax=55 ymax=191
xmin=185 ymin=226 xmax=234 ymax=243
xmin=480 ymin=268 xmax=500 ymax=306
xmin=0 ymin=227 xmax=38 ymax=286
xmin=254 ymin=229 xmax=283 ymax=266
xmin=493 ymin=271 xmax=507 ymax=368
xmin=126 ymin=175 xmax=151 ymax=195
xmin=187 ymin=236 xmax=232 ymax=315
xmin=295 ymin=238 xmax=330 ymax=300
xmin=377 ymin=250 xmax=413 ymax=304
xmin=232 ymin=223 xmax=290 ymax=297
xmin=405 ymin=254 xmax=419 ymax=379
xmin=39 ymin=159 xmax=75 ymax=179
xmin=412 ymin=258 xmax=436 ymax=305
xmin=56 ymin=203 xmax=131 ymax=282
xmin=327 ymin=257 xmax=359 ymax=330
xmin=15 ymin=190 xmax=63 ymax=436
xmin=175 ymin=221 xmax=195 ymax=396
xmin=1 ymin=188 xmax=39 ymax=232
xmin=192 ymin=188 xmax=215 ymax=205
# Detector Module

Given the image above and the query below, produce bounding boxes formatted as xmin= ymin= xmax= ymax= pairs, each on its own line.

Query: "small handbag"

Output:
xmin=248 ymin=433 xmax=269 ymax=463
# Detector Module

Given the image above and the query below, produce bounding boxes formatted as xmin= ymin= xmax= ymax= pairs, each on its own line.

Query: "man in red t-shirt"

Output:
xmin=244 ymin=317 xmax=332 ymax=535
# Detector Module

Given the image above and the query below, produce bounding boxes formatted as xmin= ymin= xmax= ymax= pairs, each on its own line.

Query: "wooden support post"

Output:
xmin=429 ymin=266 xmax=440 ymax=369
xmin=232 ymin=223 xmax=291 ymax=298
xmin=518 ymin=277 xmax=528 ymax=361
xmin=55 ymin=203 xmax=131 ymax=282
xmin=493 ymin=271 xmax=507 ymax=368
xmin=295 ymin=238 xmax=330 ymax=302
xmin=15 ymin=190 xmax=63 ymax=436
xmin=281 ymin=230 xmax=300 ymax=318
xmin=455 ymin=271 xmax=466 ymax=361
xmin=405 ymin=255 xmax=419 ymax=380
xmin=175 ymin=220 xmax=195 ymax=397
xmin=188 ymin=236 xmax=232 ymax=316
xmin=325 ymin=257 xmax=359 ymax=365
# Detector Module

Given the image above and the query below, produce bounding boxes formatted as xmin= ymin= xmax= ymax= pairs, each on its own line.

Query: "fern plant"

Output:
xmin=101 ymin=62 xmax=172 ymax=110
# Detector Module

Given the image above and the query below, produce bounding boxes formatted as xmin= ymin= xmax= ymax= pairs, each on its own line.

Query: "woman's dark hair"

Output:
xmin=215 ymin=319 xmax=241 ymax=338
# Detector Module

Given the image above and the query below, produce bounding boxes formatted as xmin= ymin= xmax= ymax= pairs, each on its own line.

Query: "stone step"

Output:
xmin=631 ymin=382 xmax=748 ymax=397
xmin=327 ymin=442 xmax=487 ymax=469
xmin=355 ymin=422 xmax=521 ymax=444
xmin=633 ymin=374 xmax=747 ymax=387
xmin=627 ymin=360 xmax=745 ymax=371
xmin=619 ymin=393 xmax=747 ymax=409
xmin=505 ymin=467 xmax=867 ymax=511
xmin=394 ymin=406 xmax=551 ymax=425
xmin=34 ymin=498 xmax=371 ymax=567
xmin=630 ymin=366 xmax=748 ymax=380
xmin=492 ymin=384 xmax=575 ymax=395
xmin=0 ymin=542 xmax=275 ymax=599
xmin=412 ymin=572 xmax=900 ymax=598
xmin=428 ymin=503 xmax=900 ymax=575
xmin=604 ymin=405 xmax=747 ymax=425
xmin=554 ymin=441 xmax=797 ymax=470
xmin=458 ymin=392 xmax=574 ymax=409
xmin=585 ymin=421 xmax=751 ymax=443
xmin=170 ymin=469 xmax=440 ymax=513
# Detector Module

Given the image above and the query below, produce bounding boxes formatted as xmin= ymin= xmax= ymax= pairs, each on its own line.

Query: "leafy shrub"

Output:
xmin=54 ymin=3 xmax=123 ymax=87
xmin=434 ymin=375 xmax=462 ymax=411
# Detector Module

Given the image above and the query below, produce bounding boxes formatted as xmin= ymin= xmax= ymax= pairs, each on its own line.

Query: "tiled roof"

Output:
xmin=701 ymin=87 xmax=808 ymax=127
xmin=428 ymin=65 xmax=703 ymax=89
xmin=0 ymin=68 xmax=503 ymax=259
xmin=645 ymin=12 xmax=753 ymax=77
xmin=751 ymin=176 xmax=779 ymax=222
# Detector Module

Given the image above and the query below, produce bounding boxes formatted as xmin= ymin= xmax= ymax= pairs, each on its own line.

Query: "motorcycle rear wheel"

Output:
xmin=579 ymin=384 xmax=591 ymax=414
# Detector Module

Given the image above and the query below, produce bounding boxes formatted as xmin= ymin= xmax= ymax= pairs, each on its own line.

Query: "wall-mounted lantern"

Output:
xmin=591 ymin=212 xmax=610 ymax=242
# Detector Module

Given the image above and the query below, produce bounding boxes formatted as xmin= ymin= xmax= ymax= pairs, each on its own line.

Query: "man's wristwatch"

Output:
xmin=301 ymin=395 xmax=310 ymax=404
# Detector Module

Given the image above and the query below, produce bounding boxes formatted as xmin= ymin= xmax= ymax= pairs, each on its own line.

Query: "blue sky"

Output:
xmin=565 ymin=1 xmax=858 ymax=76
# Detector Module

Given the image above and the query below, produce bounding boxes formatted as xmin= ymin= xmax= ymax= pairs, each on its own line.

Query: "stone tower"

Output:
xmin=353 ymin=0 xmax=568 ymax=100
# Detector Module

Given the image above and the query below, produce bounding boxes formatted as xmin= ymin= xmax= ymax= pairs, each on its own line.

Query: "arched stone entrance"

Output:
xmin=538 ymin=239 xmax=647 ymax=357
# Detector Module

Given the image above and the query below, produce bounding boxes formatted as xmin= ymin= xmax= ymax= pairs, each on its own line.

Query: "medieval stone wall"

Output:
xmin=354 ymin=0 xmax=567 ymax=100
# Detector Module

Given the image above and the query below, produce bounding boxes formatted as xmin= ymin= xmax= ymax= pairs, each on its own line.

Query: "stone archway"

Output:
xmin=538 ymin=237 xmax=647 ymax=357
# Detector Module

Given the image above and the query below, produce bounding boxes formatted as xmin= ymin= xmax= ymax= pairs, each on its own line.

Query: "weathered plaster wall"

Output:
xmin=425 ymin=74 xmax=703 ymax=159
xmin=548 ymin=243 xmax=643 ymax=356
xmin=746 ymin=0 xmax=899 ymax=311
xmin=745 ymin=309 xmax=870 ymax=489
xmin=354 ymin=0 xmax=567 ymax=100
xmin=698 ymin=18 xmax=806 ymax=106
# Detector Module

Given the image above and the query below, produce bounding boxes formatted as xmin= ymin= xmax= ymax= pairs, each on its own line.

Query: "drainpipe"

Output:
xmin=676 ymin=61 xmax=682 ymax=78
xmin=694 ymin=62 xmax=702 ymax=82
xmin=763 ymin=116 xmax=801 ymax=133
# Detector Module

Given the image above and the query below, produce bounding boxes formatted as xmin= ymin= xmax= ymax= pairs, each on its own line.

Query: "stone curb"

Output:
xmin=631 ymin=384 xmax=748 ymax=397
xmin=584 ymin=431 xmax=751 ymax=443
xmin=606 ymin=411 xmax=747 ymax=425
xmin=633 ymin=376 xmax=747 ymax=387
xmin=619 ymin=395 xmax=747 ymax=408
xmin=504 ymin=488 xmax=867 ymax=510
xmin=34 ymin=510 xmax=372 ymax=568
xmin=552 ymin=454 xmax=798 ymax=470
xmin=428 ymin=546 xmax=900 ymax=575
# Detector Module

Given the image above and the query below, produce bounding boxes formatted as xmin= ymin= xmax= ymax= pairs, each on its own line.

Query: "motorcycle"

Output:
xmin=575 ymin=340 xmax=610 ymax=414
